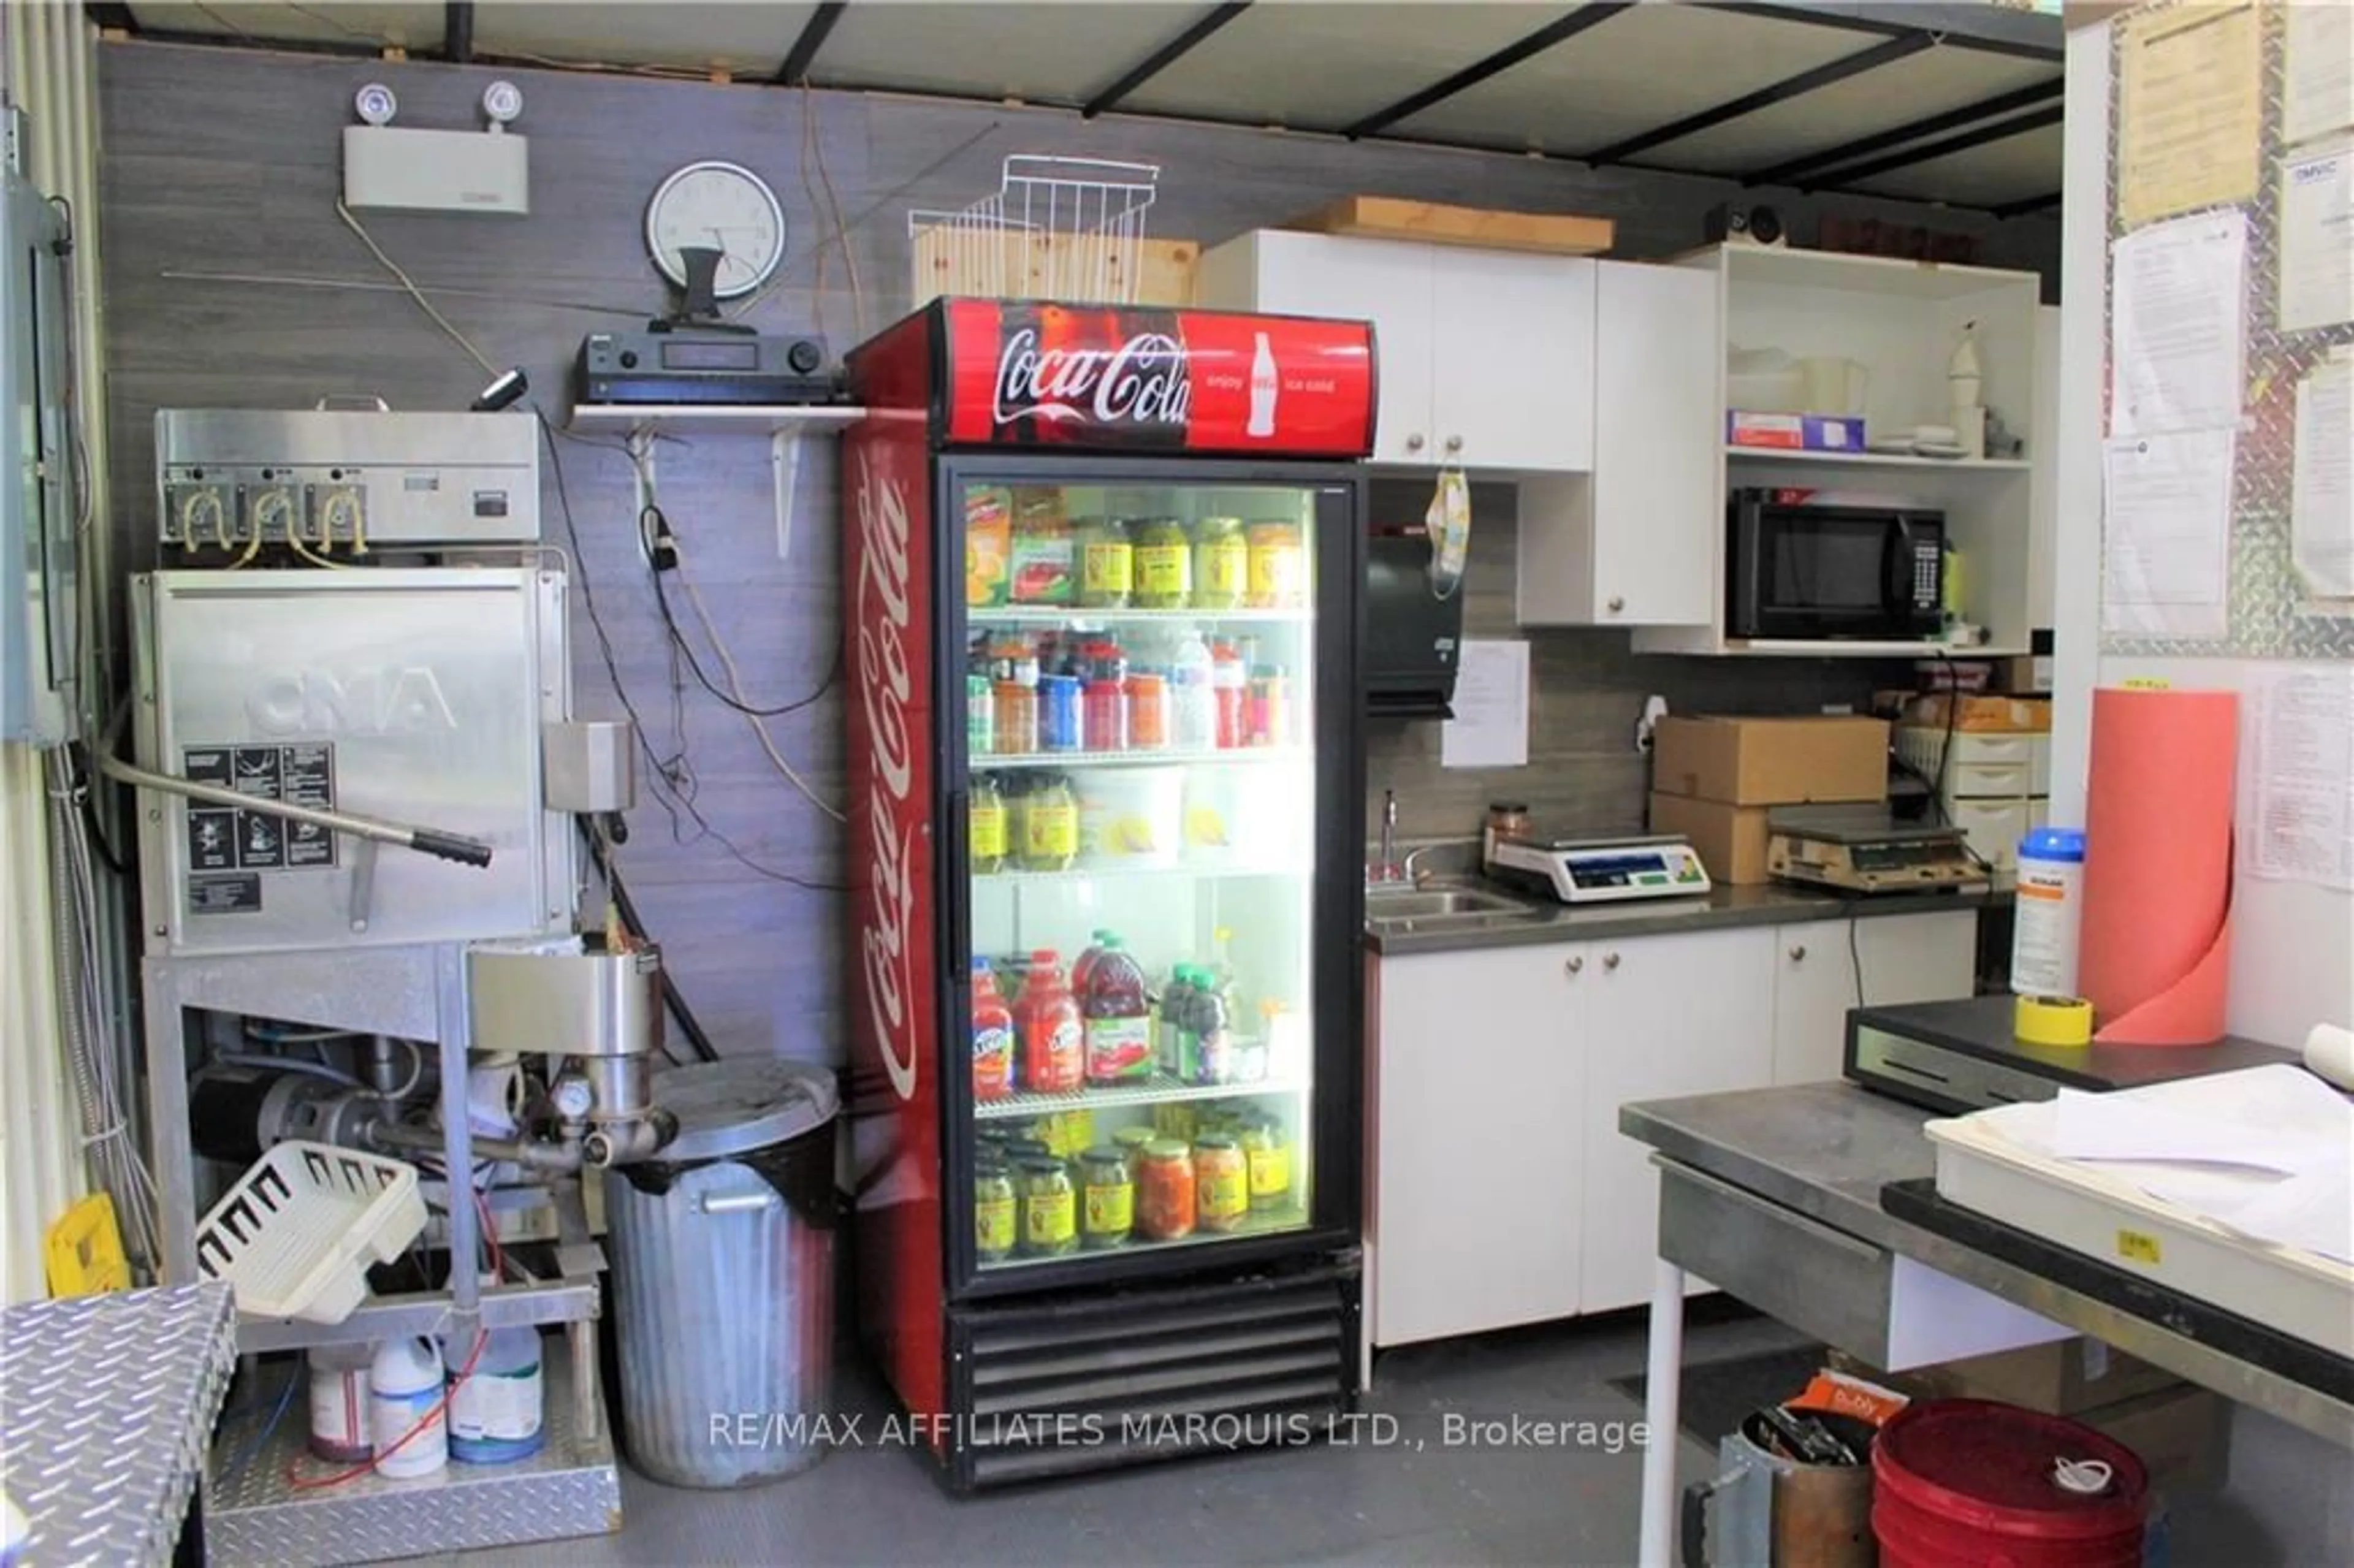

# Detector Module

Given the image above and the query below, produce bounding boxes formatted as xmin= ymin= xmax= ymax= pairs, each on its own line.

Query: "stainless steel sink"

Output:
xmin=1364 ymin=883 xmax=1542 ymax=935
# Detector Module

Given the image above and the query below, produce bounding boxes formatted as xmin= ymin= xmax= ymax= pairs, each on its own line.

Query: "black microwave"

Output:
xmin=1726 ymin=489 xmax=1945 ymax=641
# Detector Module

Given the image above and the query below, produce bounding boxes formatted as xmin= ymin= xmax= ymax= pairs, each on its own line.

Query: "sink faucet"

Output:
xmin=1371 ymin=789 xmax=1403 ymax=884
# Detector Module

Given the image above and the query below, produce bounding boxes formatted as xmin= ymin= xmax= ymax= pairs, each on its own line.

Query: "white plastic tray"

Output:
xmin=194 ymin=1141 xmax=427 ymax=1323
xmin=1927 ymin=1099 xmax=2353 ymax=1359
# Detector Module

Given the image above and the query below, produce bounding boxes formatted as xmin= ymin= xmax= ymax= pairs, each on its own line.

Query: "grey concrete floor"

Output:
xmin=450 ymin=1309 xmax=2312 ymax=1568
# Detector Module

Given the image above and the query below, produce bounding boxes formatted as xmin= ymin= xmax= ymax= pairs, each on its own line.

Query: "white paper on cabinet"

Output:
xmin=2241 ymin=664 xmax=2354 ymax=894
xmin=2101 ymin=428 xmax=2235 ymax=639
xmin=2292 ymin=353 xmax=2354 ymax=599
xmin=2279 ymin=141 xmax=2354 ymax=335
xmin=2109 ymin=211 xmax=2248 ymax=436
xmin=2285 ymin=0 xmax=2354 ymax=148
xmin=1441 ymin=639 xmax=1529 ymax=771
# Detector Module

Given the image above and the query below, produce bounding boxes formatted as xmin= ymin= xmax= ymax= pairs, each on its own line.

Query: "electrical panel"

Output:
xmin=1 ymin=131 xmax=80 ymax=745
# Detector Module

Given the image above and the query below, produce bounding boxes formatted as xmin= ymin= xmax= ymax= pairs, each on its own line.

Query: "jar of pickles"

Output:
xmin=1076 ymin=516 xmax=1133 ymax=609
xmin=969 ymin=773 xmax=1007 ymax=874
xmin=1112 ymin=1124 xmax=1159 ymax=1163
xmin=1237 ymin=1119 xmax=1292 ymax=1212
xmin=1194 ymin=1133 xmax=1249 ymax=1233
xmin=1018 ymin=773 xmax=1079 ymax=872
xmin=1131 ymin=518 xmax=1192 ymax=610
xmin=1078 ymin=1146 xmax=1135 ymax=1250
xmin=1017 ymin=1157 xmax=1077 ymax=1258
xmin=1245 ymin=520 xmax=1305 ymax=608
xmin=1136 ymin=1140 xmax=1196 ymax=1241
xmin=975 ymin=1155 xmax=1018 ymax=1264
xmin=1192 ymin=517 xmax=1247 ymax=610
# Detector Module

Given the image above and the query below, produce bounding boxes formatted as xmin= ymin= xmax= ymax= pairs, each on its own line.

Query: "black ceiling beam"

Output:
xmin=1745 ymin=76 xmax=2063 ymax=187
xmin=777 ymin=1 xmax=847 ymax=86
xmin=83 ymin=3 xmax=140 ymax=31
xmin=1580 ymin=31 xmax=1930 ymax=167
xmin=1696 ymin=2 xmax=2060 ymax=63
xmin=445 ymin=1 xmax=473 ymax=64
xmin=1083 ymin=2 xmax=1251 ymax=118
xmin=1991 ymin=190 xmax=2063 ymax=219
xmin=1340 ymin=3 xmax=1632 ymax=141
xmin=1811 ymin=101 xmax=2064 ymax=191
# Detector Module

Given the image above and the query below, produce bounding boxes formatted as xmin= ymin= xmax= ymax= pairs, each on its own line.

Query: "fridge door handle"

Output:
xmin=945 ymin=786 xmax=972 ymax=976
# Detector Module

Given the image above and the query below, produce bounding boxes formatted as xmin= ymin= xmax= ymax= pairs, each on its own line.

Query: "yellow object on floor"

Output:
xmin=45 ymin=1193 xmax=130 ymax=1296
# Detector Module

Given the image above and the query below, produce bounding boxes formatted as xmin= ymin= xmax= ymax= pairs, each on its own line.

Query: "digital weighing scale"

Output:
xmin=1767 ymin=812 xmax=1987 ymax=895
xmin=1845 ymin=996 xmax=2299 ymax=1114
xmin=1488 ymin=833 xmax=1712 ymax=905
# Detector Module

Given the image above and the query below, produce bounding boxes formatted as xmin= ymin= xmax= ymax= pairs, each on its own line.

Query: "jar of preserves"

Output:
xmin=1237 ymin=1120 xmax=1292 ymax=1212
xmin=1194 ymin=1134 xmax=1249 ymax=1231
xmin=1076 ymin=516 xmax=1133 ymax=609
xmin=1191 ymin=516 xmax=1247 ymax=610
xmin=1016 ymin=1157 xmax=1077 ymax=1258
xmin=975 ymin=1156 xmax=1018 ymax=1265
xmin=1078 ymin=1146 xmax=1135 ymax=1250
xmin=1246 ymin=520 xmax=1305 ymax=608
xmin=1135 ymin=1140 xmax=1196 ymax=1241
xmin=1124 ymin=671 xmax=1169 ymax=750
xmin=1131 ymin=518 xmax=1192 ymax=609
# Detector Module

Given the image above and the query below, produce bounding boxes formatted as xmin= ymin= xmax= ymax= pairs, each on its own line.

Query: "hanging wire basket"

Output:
xmin=910 ymin=155 xmax=1162 ymax=305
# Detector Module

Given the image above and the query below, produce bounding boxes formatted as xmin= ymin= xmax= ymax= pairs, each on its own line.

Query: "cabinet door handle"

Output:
xmin=1602 ymin=951 xmax=1621 ymax=972
xmin=1444 ymin=434 xmax=1463 ymax=454
xmin=1607 ymin=595 xmax=1625 ymax=614
xmin=1564 ymin=955 xmax=1584 ymax=976
xmin=1405 ymin=433 xmax=1426 ymax=452
xmin=1789 ymin=944 xmax=1807 ymax=962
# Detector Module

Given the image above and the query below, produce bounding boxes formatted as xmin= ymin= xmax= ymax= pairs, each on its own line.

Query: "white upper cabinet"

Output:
xmin=1197 ymin=230 xmax=1594 ymax=473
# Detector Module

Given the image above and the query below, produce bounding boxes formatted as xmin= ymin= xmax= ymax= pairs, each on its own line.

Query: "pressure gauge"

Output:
xmin=550 ymin=1075 xmax=596 ymax=1123
xmin=645 ymin=161 xmax=785 ymax=301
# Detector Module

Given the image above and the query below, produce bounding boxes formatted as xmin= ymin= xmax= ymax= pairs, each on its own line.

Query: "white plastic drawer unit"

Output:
xmin=131 ymin=567 xmax=574 ymax=956
xmin=1894 ymin=728 xmax=2050 ymax=800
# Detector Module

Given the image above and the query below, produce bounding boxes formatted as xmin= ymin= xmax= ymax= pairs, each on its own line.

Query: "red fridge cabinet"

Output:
xmin=842 ymin=299 xmax=1373 ymax=1488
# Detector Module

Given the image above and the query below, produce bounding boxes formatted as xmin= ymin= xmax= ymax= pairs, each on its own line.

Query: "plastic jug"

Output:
xmin=370 ymin=1336 xmax=449 ymax=1478
xmin=1798 ymin=357 xmax=1871 ymax=417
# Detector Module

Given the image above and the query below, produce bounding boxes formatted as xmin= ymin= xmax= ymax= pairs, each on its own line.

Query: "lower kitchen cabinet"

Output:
xmin=1369 ymin=943 xmax=1584 ymax=1347
xmin=1368 ymin=910 xmax=1976 ymax=1348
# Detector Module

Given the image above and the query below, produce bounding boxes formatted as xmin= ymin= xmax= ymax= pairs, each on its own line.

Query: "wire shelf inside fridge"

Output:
xmin=980 ymin=747 xmax=1309 ymax=772
xmin=975 ymin=861 xmax=1311 ymax=887
xmin=975 ymin=1070 xmax=1307 ymax=1120
xmin=975 ymin=1203 xmax=1312 ymax=1270
xmin=969 ymin=608 xmax=1313 ymax=628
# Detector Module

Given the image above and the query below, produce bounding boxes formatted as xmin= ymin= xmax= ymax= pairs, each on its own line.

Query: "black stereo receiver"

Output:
xmin=575 ymin=330 xmax=837 ymax=406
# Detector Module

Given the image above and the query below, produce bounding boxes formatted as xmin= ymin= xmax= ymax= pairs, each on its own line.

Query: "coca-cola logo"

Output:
xmin=991 ymin=326 xmax=1192 ymax=428
xmin=853 ymin=447 xmax=920 ymax=1103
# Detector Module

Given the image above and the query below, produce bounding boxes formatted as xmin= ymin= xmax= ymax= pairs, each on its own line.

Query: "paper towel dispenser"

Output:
xmin=1363 ymin=524 xmax=1462 ymax=719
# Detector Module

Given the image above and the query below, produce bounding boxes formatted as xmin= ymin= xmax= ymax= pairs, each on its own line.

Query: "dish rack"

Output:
xmin=194 ymin=1141 xmax=427 ymax=1323
xmin=910 ymin=155 xmax=1162 ymax=304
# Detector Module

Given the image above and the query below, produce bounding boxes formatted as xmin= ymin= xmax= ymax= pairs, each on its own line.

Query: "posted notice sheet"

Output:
xmin=2285 ymin=0 xmax=2354 ymax=148
xmin=2292 ymin=354 xmax=2354 ymax=601
xmin=1441 ymin=639 xmax=1529 ymax=771
xmin=2279 ymin=141 xmax=2354 ymax=334
xmin=2103 ymin=429 xmax=2235 ymax=640
xmin=2117 ymin=0 xmax=2261 ymax=226
xmin=2111 ymin=211 xmax=2248 ymax=436
xmin=2242 ymin=665 xmax=2354 ymax=892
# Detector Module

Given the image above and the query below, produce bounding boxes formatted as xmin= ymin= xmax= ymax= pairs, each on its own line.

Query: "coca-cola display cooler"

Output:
xmin=842 ymin=299 xmax=1373 ymax=1488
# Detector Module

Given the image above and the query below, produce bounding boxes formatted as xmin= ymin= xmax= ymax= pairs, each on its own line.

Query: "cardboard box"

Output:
xmin=2081 ymin=1384 xmax=2231 ymax=1494
xmin=1896 ymin=1341 xmax=2182 ymax=1416
xmin=1650 ymin=715 xmax=1891 ymax=805
xmin=1650 ymin=792 xmax=1772 ymax=884
xmin=1990 ymin=654 xmax=2054 ymax=696
xmin=1901 ymin=693 xmax=2052 ymax=733
xmin=1726 ymin=409 xmax=1869 ymax=452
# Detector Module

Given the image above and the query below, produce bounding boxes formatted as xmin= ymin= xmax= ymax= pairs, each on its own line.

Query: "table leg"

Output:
xmin=1637 ymin=1254 xmax=1686 ymax=1568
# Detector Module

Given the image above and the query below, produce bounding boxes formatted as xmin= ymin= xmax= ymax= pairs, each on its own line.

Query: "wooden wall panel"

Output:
xmin=96 ymin=41 xmax=2043 ymax=1060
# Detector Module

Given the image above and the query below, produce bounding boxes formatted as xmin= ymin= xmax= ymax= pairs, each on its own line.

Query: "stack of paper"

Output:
xmin=2034 ymin=1066 xmax=2353 ymax=1263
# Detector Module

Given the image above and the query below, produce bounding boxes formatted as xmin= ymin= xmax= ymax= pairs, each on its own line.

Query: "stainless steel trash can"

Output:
xmin=604 ymin=1058 xmax=838 ymax=1488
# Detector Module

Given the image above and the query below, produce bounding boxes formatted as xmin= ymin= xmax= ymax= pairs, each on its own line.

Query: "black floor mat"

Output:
xmin=1608 ymin=1343 xmax=1827 ymax=1448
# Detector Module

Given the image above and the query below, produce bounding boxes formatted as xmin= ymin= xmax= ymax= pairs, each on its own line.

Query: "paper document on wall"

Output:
xmin=2279 ymin=142 xmax=2354 ymax=335
xmin=2101 ymin=428 xmax=2234 ymax=639
xmin=2242 ymin=663 xmax=2354 ymax=892
xmin=2109 ymin=211 xmax=2248 ymax=435
xmin=2117 ymin=0 xmax=2261 ymax=226
xmin=2292 ymin=354 xmax=2354 ymax=599
xmin=1441 ymin=639 xmax=1529 ymax=771
xmin=2285 ymin=0 xmax=2354 ymax=148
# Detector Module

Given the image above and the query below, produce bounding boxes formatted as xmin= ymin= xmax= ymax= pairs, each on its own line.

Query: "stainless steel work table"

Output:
xmin=1620 ymin=1082 xmax=2354 ymax=1568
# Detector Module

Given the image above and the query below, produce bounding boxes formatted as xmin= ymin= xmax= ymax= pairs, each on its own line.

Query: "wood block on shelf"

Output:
xmin=1286 ymin=196 xmax=1614 ymax=256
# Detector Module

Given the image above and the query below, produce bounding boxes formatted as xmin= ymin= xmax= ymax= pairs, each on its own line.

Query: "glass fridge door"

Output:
xmin=958 ymin=476 xmax=1327 ymax=1273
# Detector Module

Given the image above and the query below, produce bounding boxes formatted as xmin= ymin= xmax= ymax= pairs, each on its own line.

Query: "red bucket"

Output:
xmin=1873 ymin=1399 xmax=2149 ymax=1568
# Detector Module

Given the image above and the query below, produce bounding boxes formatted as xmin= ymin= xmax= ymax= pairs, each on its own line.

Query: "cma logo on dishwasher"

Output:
xmin=245 ymin=664 xmax=459 ymax=735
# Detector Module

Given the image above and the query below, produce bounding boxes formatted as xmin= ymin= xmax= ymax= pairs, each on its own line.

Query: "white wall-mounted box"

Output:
xmin=342 ymin=125 xmax=528 ymax=215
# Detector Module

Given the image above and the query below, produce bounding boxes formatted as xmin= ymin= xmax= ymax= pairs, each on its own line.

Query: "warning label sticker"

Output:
xmin=183 ymin=742 xmax=339 ymax=913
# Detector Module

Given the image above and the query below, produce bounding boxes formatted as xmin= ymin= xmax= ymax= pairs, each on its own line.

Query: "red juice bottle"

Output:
xmin=1081 ymin=934 xmax=1154 ymax=1086
xmin=1019 ymin=950 xmax=1084 ymax=1094
xmin=1211 ymin=640 xmax=1246 ymax=750
xmin=1070 ymin=929 xmax=1113 ymax=997
xmin=971 ymin=959 xmax=1015 ymax=1102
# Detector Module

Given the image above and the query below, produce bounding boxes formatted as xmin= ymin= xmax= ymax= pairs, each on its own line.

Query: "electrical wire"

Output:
xmin=284 ymin=1329 xmax=487 ymax=1491
xmin=638 ymin=504 xmax=837 ymax=720
xmin=575 ymin=818 xmax=722 ymax=1063
xmin=1848 ymin=914 xmax=1866 ymax=1009
xmin=219 ymin=1363 xmax=299 ymax=1484
xmin=334 ymin=199 xmax=500 ymax=377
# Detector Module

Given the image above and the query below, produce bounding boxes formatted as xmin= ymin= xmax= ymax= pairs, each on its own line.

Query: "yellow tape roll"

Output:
xmin=2015 ymin=993 xmax=2094 ymax=1048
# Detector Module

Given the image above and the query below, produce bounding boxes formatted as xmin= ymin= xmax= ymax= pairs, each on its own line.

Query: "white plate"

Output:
xmin=1912 ymin=443 xmax=1969 ymax=459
